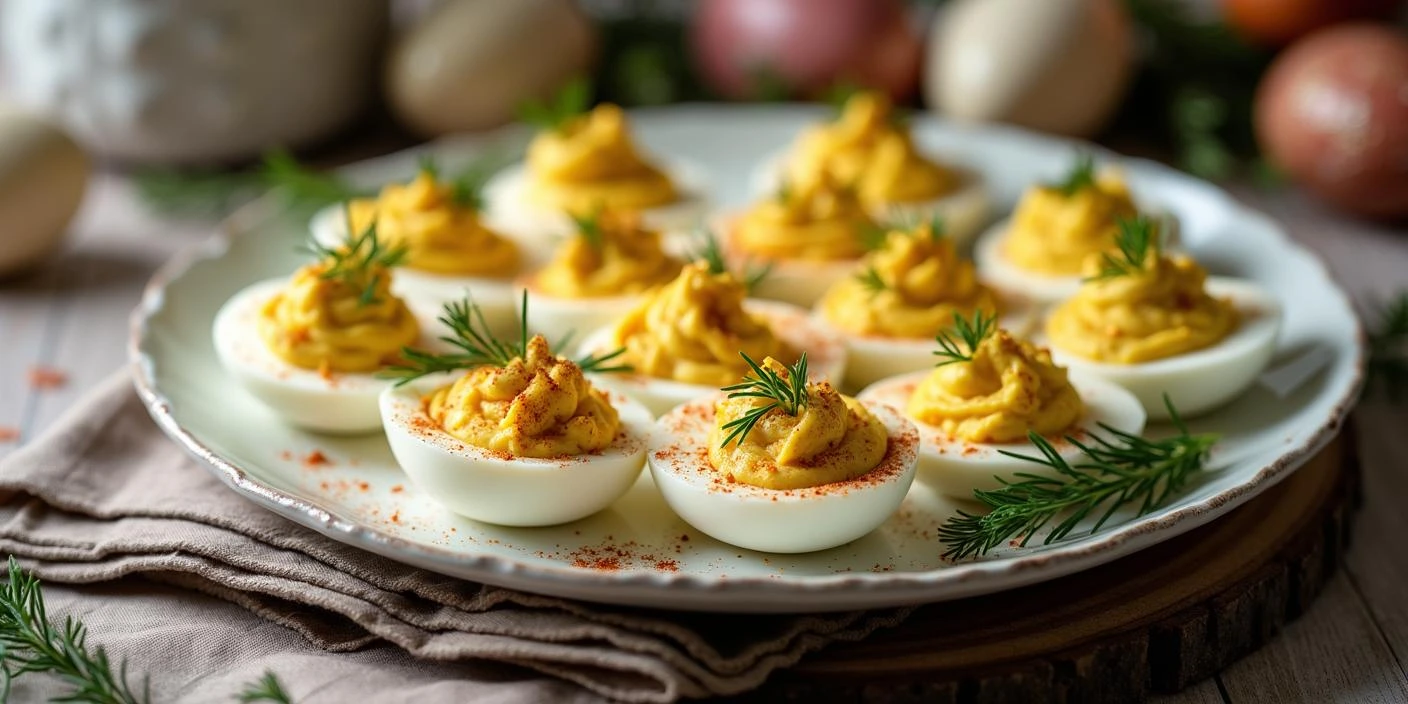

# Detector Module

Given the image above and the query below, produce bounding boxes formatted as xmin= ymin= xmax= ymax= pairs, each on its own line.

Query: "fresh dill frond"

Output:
xmin=938 ymin=395 xmax=1218 ymax=560
xmin=569 ymin=210 xmax=604 ymax=251
xmin=135 ymin=149 xmax=362 ymax=218
xmin=932 ymin=310 xmax=997 ymax=367
xmin=237 ymin=671 xmax=294 ymax=704
xmin=384 ymin=291 xmax=629 ymax=384
xmin=859 ymin=222 xmax=891 ymax=252
xmin=1368 ymin=292 xmax=1408 ymax=401
xmin=1086 ymin=216 xmax=1157 ymax=282
xmin=517 ymin=77 xmax=593 ymax=132
xmin=775 ymin=179 xmax=793 ymax=203
xmin=303 ymin=213 xmax=408 ymax=307
xmin=718 ymin=353 xmax=810 ymax=448
xmin=1051 ymin=152 xmax=1098 ymax=196
xmin=690 ymin=228 xmax=771 ymax=293
xmin=855 ymin=266 xmax=888 ymax=297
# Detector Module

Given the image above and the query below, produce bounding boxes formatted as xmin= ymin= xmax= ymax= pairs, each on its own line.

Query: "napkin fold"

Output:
xmin=0 ymin=373 xmax=912 ymax=702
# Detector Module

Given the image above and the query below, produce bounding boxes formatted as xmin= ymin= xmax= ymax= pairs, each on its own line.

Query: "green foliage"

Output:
xmin=932 ymin=310 xmax=998 ymax=367
xmin=717 ymin=353 xmax=810 ymax=448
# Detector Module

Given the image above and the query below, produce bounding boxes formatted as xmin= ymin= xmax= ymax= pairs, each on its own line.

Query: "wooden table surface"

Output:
xmin=0 ymin=172 xmax=1404 ymax=703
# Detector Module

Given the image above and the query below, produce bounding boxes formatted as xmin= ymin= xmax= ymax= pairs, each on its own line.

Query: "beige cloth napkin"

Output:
xmin=0 ymin=373 xmax=913 ymax=703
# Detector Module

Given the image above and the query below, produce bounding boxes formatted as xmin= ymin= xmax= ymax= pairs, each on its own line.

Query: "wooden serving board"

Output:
xmin=746 ymin=426 xmax=1359 ymax=703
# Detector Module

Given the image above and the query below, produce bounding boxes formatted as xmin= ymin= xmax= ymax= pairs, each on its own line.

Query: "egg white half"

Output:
xmin=480 ymin=159 xmax=712 ymax=248
xmin=380 ymin=376 xmax=653 ymax=527
xmin=579 ymin=299 xmax=849 ymax=417
xmin=858 ymin=368 xmax=1147 ymax=499
xmin=748 ymin=152 xmax=992 ymax=249
xmin=309 ymin=205 xmax=526 ymax=339
xmin=648 ymin=396 xmax=919 ymax=553
xmin=517 ymin=284 xmax=645 ymax=349
xmin=1045 ymin=278 xmax=1283 ymax=420
xmin=213 ymin=278 xmax=438 ymax=435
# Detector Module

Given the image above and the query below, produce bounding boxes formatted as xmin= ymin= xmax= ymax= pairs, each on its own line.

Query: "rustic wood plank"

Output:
xmin=1219 ymin=573 xmax=1408 ymax=703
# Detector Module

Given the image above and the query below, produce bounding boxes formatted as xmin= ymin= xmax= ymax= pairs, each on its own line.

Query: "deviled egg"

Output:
xmin=1043 ymin=217 xmax=1282 ymax=419
xmin=482 ymin=101 xmax=709 ymax=245
xmin=724 ymin=170 xmax=878 ymax=307
xmin=311 ymin=164 xmax=526 ymax=336
xmin=859 ymin=312 xmax=1145 ymax=498
xmin=214 ymin=224 xmax=428 ymax=434
xmin=649 ymin=355 xmax=919 ymax=553
xmin=750 ymin=90 xmax=990 ymax=246
xmin=579 ymin=262 xmax=847 ymax=416
xmin=974 ymin=155 xmax=1171 ymax=303
xmin=380 ymin=312 xmax=653 ymax=527
xmin=815 ymin=217 xmax=1030 ymax=390
xmin=518 ymin=209 xmax=683 ymax=347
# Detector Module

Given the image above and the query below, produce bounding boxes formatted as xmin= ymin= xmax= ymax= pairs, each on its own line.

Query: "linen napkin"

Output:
xmin=0 ymin=372 xmax=913 ymax=703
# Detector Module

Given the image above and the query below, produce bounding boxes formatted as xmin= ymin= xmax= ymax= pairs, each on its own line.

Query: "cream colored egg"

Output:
xmin=746 ymin=258 xmax=857 ymax=309
xmin=648 ymin=397 xmax=919 ymax=553
xmin=0 ymin=108 xmax=88 ymax=278
xmin=579 ymin=299 xmax=848 ymax=416
xmin=858 ymin=368 xmax=1146 ymax=498
xmin=380 ymin=377 xmax=652 ymax=526
xmin=518 ymin=286 xmax=643 ymax=349
xmin=481 ymin=159 xmax=712 ymax=247
xmin=213 ymin=279 xmax=434 ymax=435
xmin=310 ymin=205 xmax=525 ymax=339
xmin=924 ymin=0 xmax=1135 ymax=139
xmin=1046 ymin=279 xmax=1283 ymax=420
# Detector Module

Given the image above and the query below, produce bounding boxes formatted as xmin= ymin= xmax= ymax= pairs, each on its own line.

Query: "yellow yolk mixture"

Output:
xmin=426 ymin=335 xmax=621 ymax=458
xmin=346 ymin=171 xmax=519 ymax=277
xmin=709 ymin=358 xmax=887 ymax=490
xmin=785 ymin=91 xmax=958 ymax=207
xmin=819 ymin=222 xmax=1000 ymax=338
xmin=610 ymin=262 xmax=792 ymax=386
xmin=1047 ymin=250 xmax=1238 ymax=364
xmin=532 ymin=211 xmax=682 ymax=298
xmin=907 ymin=330 xmax=1083 ymax=444
xmin=258 ymin=262 xmax=420 ymax=373
xmin=1003 ymin=175 xmax=1139 ymax=276
xmin=732 ymin=172 xmax=876 ymax=261
xmin=526 ymin=104 xmax=678 ymax=214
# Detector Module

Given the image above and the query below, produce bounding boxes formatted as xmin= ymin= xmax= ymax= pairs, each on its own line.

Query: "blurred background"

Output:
xmin=0 ymin=0 xmax=1405 ymax=278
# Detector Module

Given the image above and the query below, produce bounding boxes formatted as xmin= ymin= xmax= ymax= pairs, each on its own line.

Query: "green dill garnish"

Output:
xmin=775 ymin=179 xmax=792 ymax=203
xmin=855 ymin=265 xmax=888 ymax=297
xmin=1086 ymin=216 xmax=1157 ymax=282
xmin=1368 ymin=292 xmax=1408 ymax=401
xmin=1051 ymin=153 xmax=1098 ymax=196
xmin=691 ymin=227 xmax=771 ymax=292
xmin=938 ymin=394 xmax=1218 ymax=560
xmin=237 ymin=671 xmax=294 ymax=704
xmin=718 ymin=353 xmax=811 ymax=448
xmin=932 ymin=310 xmax=998 ymax=367
xmin=303 ymin=212 xmax=408 ymax=307
xmin=517 ymin=77 xmax=593 ymax=132
xmin=569 ymin=209 xmax=604 ymax=251
xmin=859 ymin=222 xmax=890 ymax=252
xmin=384 ymin=291 xmax=630 ymax=384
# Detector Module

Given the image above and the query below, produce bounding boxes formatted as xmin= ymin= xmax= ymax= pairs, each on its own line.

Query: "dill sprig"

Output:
xmin=135 ymin=149 xmax=361 ymax=218
xmin=938 ymin=395 xmax=1219 ymax=560
xmin=237 ymin=672 xmax=294 ymax=704
xmin=1051 ymin=153 xmax=1098 ymax=196
xmin=416 ymin=155 xmax=490 ymax=212
xmin=1086 ymin=216 xmax=1157 ymax=282
xmin=1368 ymin=292 xmax=1408 ymax=401
xmin=718 ymin=353 xmax=811 ymax=448
xmin=303 ymin=213 xmax=408 ymax=307
xmin=691 ymin=228 xmax=771 ymax=292
xmin=933 ymin=310 xmax=998 ymax=367
xmin=384 ymin=291 xmax=630 ymax=384
xmin=518 ymin=77 xmax=593 ymax=132
xmin=569 ymin=210 xmax=604 ymax=252
xmin=859 ymin=222 xmax=890 ymax=252
xmin=0 ymin=557 xmax=147 ymax=703
xmin=855 ymin=266 xmax=888 ymax=297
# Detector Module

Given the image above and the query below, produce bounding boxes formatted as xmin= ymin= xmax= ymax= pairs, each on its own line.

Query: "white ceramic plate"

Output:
xmin=130 ymin=106 xmax=1363 ymax=613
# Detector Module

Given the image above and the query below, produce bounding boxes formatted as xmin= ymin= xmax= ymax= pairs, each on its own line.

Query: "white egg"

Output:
xmin=749 ymin=152 xmax=992 ymax=249
xmin=579 ymin=300 xmax=849 ymax=417
xmin=480 ymin=159 xmax=712 ymax=247
xmin=817 ymin=304 xmax=1043 ymax=392
xmin=858 ymin=368 xmax=1146 ymax=498
xmin=212 ymin=278 xmax=439 ymax=435
xmin=309 ymin=205 xmax=526 ymax=338
xmin=746 ymin=257 xmax=857 ymax=309
xmin=974 ymin=214 xmax=1183 ymax=304
xmin=648 ymin=396 xmax=919 ymax=553
xmin=380 ymin=376 xmax=652 ymax=526
xmin=1045 ymin=279 xmax=1282 ymax=420
xmin=518 ymin=284 xmax=644 ymax=349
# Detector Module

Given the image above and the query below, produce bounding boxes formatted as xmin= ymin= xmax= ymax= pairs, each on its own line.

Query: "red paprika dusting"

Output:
xmin=27 ymin=366 xmax=66 ymax=390
xmin=390 ymin=484 xmax=404 ymax=493
xmin=0 ymin=427 xmax=18 ymax=443
xmin=302 ymin=450 xmax=332 ymax=467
